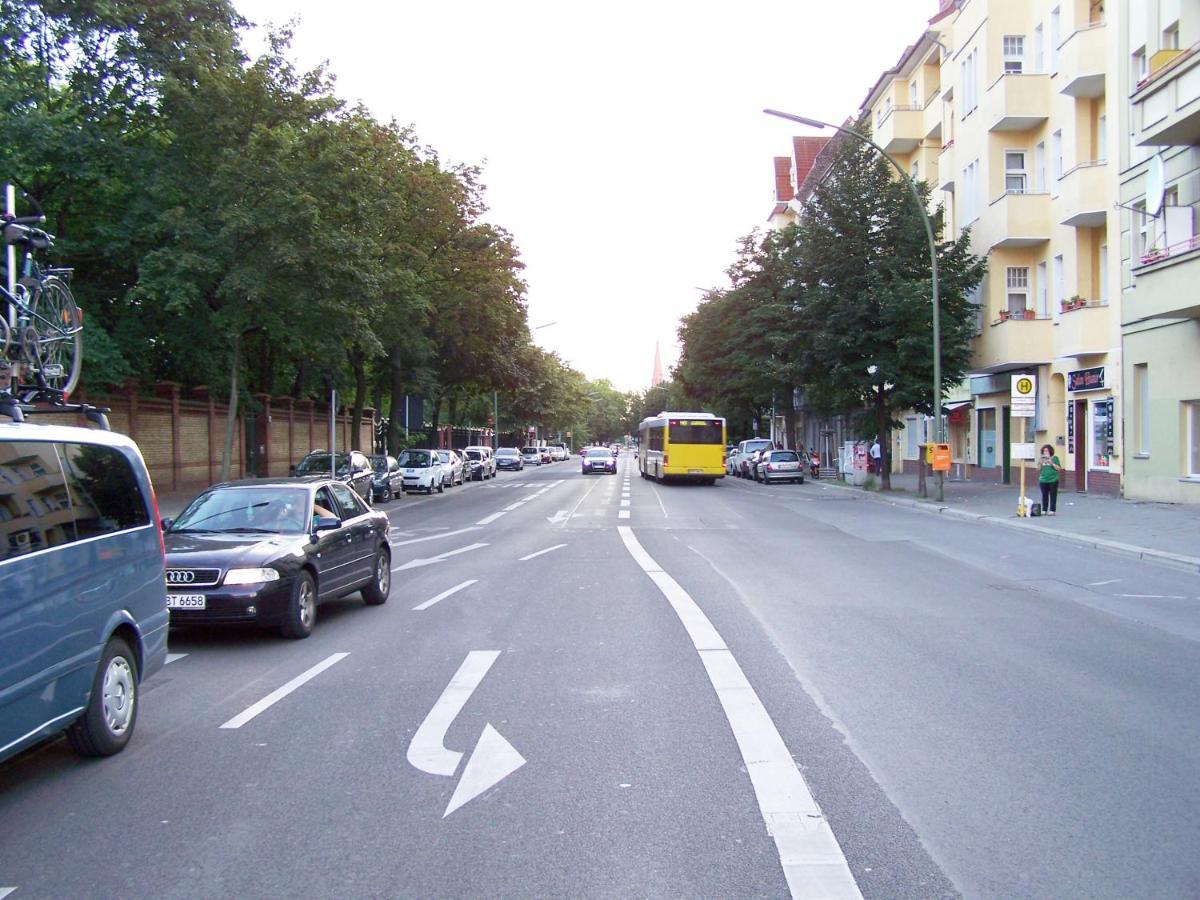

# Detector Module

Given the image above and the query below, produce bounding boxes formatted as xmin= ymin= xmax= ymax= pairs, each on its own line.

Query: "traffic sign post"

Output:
xmin=1011 ymin=375 xmax=1037 ymax=516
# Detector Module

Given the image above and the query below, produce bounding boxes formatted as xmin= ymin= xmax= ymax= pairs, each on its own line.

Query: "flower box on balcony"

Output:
xmin=1061 ymin=296 xmax=1088 ymax=312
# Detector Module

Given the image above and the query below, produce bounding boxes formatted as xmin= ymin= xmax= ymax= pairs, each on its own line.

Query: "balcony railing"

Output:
xmin=1138 ymin=234 xmax=1200 ymax=267
xmin=1137 ymin=44 xmax=1197 ymax=92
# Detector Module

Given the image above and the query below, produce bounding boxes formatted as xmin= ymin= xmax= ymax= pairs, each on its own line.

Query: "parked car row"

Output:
xmin=520 ymin=444 xmax=570 ymax=466
xmin=726 ymin=439 xmax=805 ymax=485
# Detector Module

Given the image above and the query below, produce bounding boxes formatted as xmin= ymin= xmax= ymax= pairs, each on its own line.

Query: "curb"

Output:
xmin=813 ymin=479 xmax=1200 ymax=576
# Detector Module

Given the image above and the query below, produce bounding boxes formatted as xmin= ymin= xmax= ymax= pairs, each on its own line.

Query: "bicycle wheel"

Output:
xmin=27 ymin=276 xmax=82 ymax=394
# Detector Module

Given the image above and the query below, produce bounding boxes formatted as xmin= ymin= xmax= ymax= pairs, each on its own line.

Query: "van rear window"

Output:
xmin=59 ymin=444 xmax=151 ymax=538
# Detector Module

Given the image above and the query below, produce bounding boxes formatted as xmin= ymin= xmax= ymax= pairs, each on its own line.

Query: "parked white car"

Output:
xmin=435 ymin=449 xmax=465 ymax=487
xmin=397 ymin=448 xmax=443 ymax=494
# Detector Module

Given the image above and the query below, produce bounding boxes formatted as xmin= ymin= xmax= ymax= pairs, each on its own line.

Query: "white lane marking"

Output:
xmin=0 ymin=888 xmax=15 ymax=899
xmin=649 ymin=483 xmax=669 ymax=518
xmin=408 ymin=651 xmax=499 ymax=776
xmin=616 ymin=527 xmax=861 ymax=899
xmin=476 ymin=511 xmax=506 ymax=526
xmin=164 ymin=653 xmax=188 ymax=665
xmin=391 ymin=526 xmax=481 ymax=548
xmin=546 ymin=509 xmax=570 ymax=525
xmin=414 ymin=579 xmax=478 ymax=611
xmin=1117 ymin=593 xmax=1188 ymax=600
xmin=520 ymin=543 xmax=567 ymax=561
xmin=503 ymin=501 xmax=524 ymax=512
xmin=445 ymin=722 xmax=526 ymax=817
xmin=393 ymin=543 xmax=488 ymax=572
xmin=1088 ymin=579 xmax=1121 ymax=586
xmin=220 ymin=653 xmax=350 ymax=729
xmin=618 ymin=509 xmax=631 ymax=519
xmin=620 ymin=499 xmax=631 ymax=508
xmin=564 ymin=472 xmax=604 ymax=522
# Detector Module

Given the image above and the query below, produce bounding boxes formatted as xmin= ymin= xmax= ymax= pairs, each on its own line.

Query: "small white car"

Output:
xmin=397 ymin=448 xmax=443 ymax=494
xmin=435 ymin=449 xmax=465 ymax=487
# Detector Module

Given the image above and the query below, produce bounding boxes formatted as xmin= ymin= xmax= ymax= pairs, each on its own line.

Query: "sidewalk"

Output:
xmin=817 ymin=471 xmax=1200 ymax=574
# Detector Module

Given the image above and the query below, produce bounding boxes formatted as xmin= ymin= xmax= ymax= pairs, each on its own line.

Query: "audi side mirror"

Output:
xmin=160 ymin=518 xmax=173 ymax=532
xmin=314 ymin=516 xmax=341 ymax=532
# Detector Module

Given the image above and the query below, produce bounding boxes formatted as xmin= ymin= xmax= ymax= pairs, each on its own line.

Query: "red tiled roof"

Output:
xmin=773 ymin=156 xmax=795 ymax=202
xmin=792 ymin=136 xmax=830 ymax=187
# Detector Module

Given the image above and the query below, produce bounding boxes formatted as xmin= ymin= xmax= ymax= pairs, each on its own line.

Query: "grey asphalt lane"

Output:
xmin=643 ymin=471 xmax=1200 ymax=899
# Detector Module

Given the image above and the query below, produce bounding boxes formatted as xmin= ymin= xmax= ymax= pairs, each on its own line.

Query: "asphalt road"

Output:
xmin=1 ymin=453 xmax=1197 ymax=898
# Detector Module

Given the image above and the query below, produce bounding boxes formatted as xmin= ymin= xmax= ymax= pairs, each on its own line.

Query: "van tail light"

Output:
xmin=150 ymin=480 xmax=166 ymax=561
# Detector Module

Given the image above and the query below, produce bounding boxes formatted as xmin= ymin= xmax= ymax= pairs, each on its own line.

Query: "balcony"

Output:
xmin=969 ymin=315 xmax=1055 ymax=375
xmin=876 ymin=106 xmax=924 ymax=154
xmin=1055 ymin=300 xmax=1112 ymax=358
xmin=1131 ymin=43 xmax=1200 ymax=146
xmin=923 ymin=88 xmax=943 ymax=142
xmin=984 ymin=191 xmax=1051 ymax=250
xmin=985 ymin=73 xmax=1050 ymax=132
xmin=1057 ymin=161 xmax=1108 ymax=228
xmin=1057 ymin=23 xmax=1107 ymax=98
xmin=1129 ymin=243 xmax=1200 ymax=320
xmin=938 ymin=140 xmax=955 ymax=191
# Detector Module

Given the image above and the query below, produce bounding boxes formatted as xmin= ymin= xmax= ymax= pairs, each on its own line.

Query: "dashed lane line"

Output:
xmin=519 ymin=543 xmax=567 ymax=561
xmin=391 ymin=526 xmax=481 ymax=548
xmin=616 ymin=526 xmax=861 ymax=899
xmin=414 ymin=580 xmax=478 ymax=611
xmin=220 ymin=653 xmax=350 ymax=730
xmin=618 ymin=510 xmax=631 ymax=519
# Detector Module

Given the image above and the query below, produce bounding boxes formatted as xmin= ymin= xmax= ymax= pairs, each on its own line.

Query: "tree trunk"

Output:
xmin=429 ymin=395 xmax=442 ymax=447
xmin=387 ymin=345 xmax=405 ymax=454
xmin=220 ymin=332 xmax=241 ymax=482
xmin=349 ymin=346 xmax=366 ymax=451
xmin=783 ymin=392 xmax=797 ymax=451
xmin=290 ymin=358 xmax=306 ymax=399
xmin=876 ymin=390 xmax=891 ymax=491
xmin=448 ymin=394 xmax=459 ymax=430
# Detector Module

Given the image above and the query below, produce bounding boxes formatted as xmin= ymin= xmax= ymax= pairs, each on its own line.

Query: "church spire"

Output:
xmin=650 ymin=341 xmax=664 ymax=388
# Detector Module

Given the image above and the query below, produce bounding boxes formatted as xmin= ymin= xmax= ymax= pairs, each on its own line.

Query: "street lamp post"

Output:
xmin=764 ymin=108 xmax=944 ymax=501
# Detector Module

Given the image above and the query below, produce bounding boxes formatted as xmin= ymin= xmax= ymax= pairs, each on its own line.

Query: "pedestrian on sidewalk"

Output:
xmin=869 ymin=438 xmax=881 ymax=475
xmin=1038 ymin=444 xmax=1062 ymax=515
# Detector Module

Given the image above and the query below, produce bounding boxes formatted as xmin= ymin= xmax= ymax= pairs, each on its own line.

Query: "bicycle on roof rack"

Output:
xmin=2 ymin=190 xmax=83 ymax=403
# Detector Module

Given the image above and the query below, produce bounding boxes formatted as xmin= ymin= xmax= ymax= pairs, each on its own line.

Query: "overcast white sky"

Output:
xmin=237 ymin=1 xmax=937 ymax=392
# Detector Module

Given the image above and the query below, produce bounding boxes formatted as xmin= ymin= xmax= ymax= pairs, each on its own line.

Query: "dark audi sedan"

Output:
xmin=163 ymin=479 xmax=391 ymax=638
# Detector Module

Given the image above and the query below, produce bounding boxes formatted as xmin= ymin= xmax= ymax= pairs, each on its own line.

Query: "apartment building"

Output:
xmin=1119 ymin=0 xmax=1200 ymax=503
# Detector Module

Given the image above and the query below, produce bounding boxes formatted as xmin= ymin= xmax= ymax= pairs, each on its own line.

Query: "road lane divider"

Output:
xmin=391 ymin=526 xmax=481 ymax=548
xmin=519 ymin=543 xmax=566 ymax=561
xmin=414 ymin=580 xmax=478 ymax=611
xmin=476 ymin=511 xmax=506 ymax=526
xmin=220 ymin=653 xmax=350 ymax=730
xmin=393 ymin=543 xmax=488 ymax=572
xmin=616 ymin=526 xmax=861 ymax=900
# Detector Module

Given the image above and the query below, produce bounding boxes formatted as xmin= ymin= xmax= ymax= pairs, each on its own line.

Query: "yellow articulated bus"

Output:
xmin=637 ymin=412 xmax=726 ymax=484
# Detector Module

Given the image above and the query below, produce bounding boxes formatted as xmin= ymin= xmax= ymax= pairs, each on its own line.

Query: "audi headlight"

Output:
xmin=223 ymin=567 xmax=281 ymax=586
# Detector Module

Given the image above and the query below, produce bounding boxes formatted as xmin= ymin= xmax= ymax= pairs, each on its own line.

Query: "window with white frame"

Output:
xmin=1005 ymin=150 xmax=1027 ymax=193
xmin=1099 ymin=242 xmax=1108 ymax=302
xmin=960 ymin=158 xmax=981 ymax=223
xmin=905 ymin=417 xmax=920 ymax=458
xmin=1134 ymin=200 xmax=1151 ymax=259
xmin=1034 ymin=142 xmax=1046 ymax=191
xmin=1134 ymin=363 xmax=1150 ymax=455
xmin=1187 ymin=401 xmax=1200 ymax=477
xmin=1034 ymin=24 xmax=1045 ymax=72
xmin=961 ymin=48 xmax=979 ymax=114
xmin=1050 ymin=7 xmax=1061 ymax=72
xmin=1163 ymin=22 xmax=1180 ymax=51
xmin=1052 ymin=130 xmax=1063 ymax=184
xmin=910 ymin=80 xmax=918 ymax=106
xmin=1003 ymin=35 xmax=1025 ymax=74
xmin=1097 ymin=114 xmax=1107 ymax=162
xmin=1053 ymin=254 xmax=1065 ymax=312
xmin=1133 ymin=47 xmax=1147 ymax=84
xmin=1036 ymin=260 xmax=1048 ymax=316
xmin=1006 ymin=267 xmax=1030 ymax=314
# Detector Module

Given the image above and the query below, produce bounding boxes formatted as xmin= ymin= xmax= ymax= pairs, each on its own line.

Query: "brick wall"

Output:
xmin=46 ymin=383 xmax=373 ymax=493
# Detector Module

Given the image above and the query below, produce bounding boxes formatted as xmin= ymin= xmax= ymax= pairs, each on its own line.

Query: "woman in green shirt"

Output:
xmin=1038 ymin=444 xmax=1062 ymax=515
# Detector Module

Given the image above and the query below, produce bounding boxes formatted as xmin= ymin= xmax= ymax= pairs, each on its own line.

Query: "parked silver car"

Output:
xmin=435 ymin=449 xmax=465 ymax=487
xmin=756 ymin=449 xmax=805 ymax=484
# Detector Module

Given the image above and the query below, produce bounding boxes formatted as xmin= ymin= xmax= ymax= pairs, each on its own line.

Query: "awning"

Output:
xmin=943 ymin=401 xmax=973 ymax=413
xmin=943 ymin=400 xmax=973 ymax=423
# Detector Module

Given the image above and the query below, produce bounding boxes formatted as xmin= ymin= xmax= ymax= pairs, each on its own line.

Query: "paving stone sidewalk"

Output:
xmin=815 ymin=471 xmax=1200 ymax=574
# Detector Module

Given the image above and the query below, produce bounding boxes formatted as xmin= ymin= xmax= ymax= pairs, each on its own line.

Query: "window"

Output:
xmin=1037 ymin=260 xmax=1049 ymax=316
xmin=1097 ymin=114 xmax=1107 ymax=162
xmin=669 ymin=420 xmax=723 ymax=444
xmin=1134 ymin=201 xmax=1151 ymax=258
xmin=912 ymin=160 xmax=920 ymax=180
xmin=329 ymin=482 xmax=367 ymax=518
xmin=58 ymin=443 xmax=150 ymax=541
xmin=1034 ymin=24 xmax=1045 ymax=73
xmin=1133 ymin=47 xmax=1147 ymax=84
xmin=910 ymin=80 xmax=918 ymax=106
xmin=1099 ymin=243 xmax=1108 ymax=302
xmin=1163 ymin=22 xmax=1180 ymax=51
xmin=1134 ymin=363 xmax=1150 ymax=455
xmin=1051 ymin=130 xmax=1063 ymax=190
xmin=1050 ymin=7 xmax=1061 ymax=72
xmin=1034 ymin=142 xmax=1046 ymax=191
xmin=1188 ymin=401 xmax=1200 ymax=477
xmin=1091 ymin=400 xmax=1112 ymax=469
xmin=961 ymin=158 xmax=981 ymax=223
xmin=1006 ymin=267 xmax=1030 ymax=314
xmin=905 ymin=417 xmax=920 ymax=458
xmin=961 ymin=48 xmax=979 ymax=114
xmin=1053 ymin=254 xmax=1065 ymax=314
xmin=1005 ymin=150 xmax=1028 ymax=193
xmin=1003 ymin=35 xmax=1025 ymax=74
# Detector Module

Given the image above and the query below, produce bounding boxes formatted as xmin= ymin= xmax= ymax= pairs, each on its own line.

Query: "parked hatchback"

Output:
xmin=0 ymin=421 xmax=169 ymax=761
xmin=756 ymin=449 xmax=804 ymax=484
xmin=521 ymin=446 xmax=542 ymax=466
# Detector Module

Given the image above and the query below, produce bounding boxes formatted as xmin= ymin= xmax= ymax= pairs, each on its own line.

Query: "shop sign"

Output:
xmin=1105 ymin=397 xmax=1115 ymax=458
xmin=1067 ymin=367 xmax=1105 ymax=392
xmin=1067 ymin=402 xmax=1074 ymax=453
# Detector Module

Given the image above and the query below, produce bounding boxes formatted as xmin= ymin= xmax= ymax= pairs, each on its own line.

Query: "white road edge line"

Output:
xmin=616 ymin=526 xmax=862 ymax=899
xmin=220 ymin=653 xmax=350 ymax=730
xmin=648 ymin=483 xmax=669 ymax=518
xmin=519 ymin=543 xmax=567 ymax=561
xmin=414 ymin=579 xmax=478 ymax=611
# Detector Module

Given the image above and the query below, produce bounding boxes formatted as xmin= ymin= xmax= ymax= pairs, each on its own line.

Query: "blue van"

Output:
xmin=0 ymin=421 xmax=169 ymax=761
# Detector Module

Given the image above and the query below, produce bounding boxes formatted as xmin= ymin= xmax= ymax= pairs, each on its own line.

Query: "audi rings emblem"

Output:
xmin=167 ymin=570 xmax=196 ymax=584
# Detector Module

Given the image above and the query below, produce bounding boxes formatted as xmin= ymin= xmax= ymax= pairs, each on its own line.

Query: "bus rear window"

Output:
xmin=668 ymin=421 xmax=723 ymax=444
